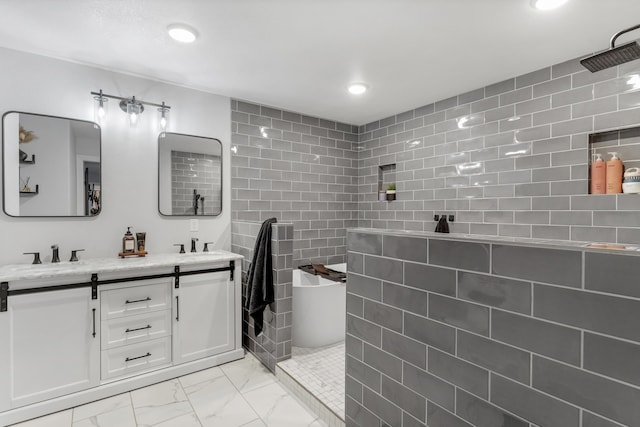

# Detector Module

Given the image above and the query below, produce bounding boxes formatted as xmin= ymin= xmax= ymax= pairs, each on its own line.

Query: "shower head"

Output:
xmin=581 ymin=41 xmax=640 ymax=72
xmin=580 ymin=24 xmax=640 ymax=73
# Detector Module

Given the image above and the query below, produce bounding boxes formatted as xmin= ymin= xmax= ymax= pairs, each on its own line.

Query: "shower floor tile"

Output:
xmin=277 ymin=342 xmax=345 ymax=421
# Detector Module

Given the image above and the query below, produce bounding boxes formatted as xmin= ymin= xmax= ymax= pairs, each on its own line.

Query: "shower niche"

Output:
xmin=377 ymin=163 xmax=396 ymax=201
xmin=588 ymin=126 xmax=640 ymax=194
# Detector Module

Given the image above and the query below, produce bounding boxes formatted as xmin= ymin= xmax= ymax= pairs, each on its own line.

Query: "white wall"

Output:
xmin=0 ymin=47 xmax=232 ymax=264
xmin=18 ymin=114 xmax=72 ymax=216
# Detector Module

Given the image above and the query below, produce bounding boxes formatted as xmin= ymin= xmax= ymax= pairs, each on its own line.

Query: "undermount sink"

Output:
xmin=181 ymin=250 xmax=226 ymax=256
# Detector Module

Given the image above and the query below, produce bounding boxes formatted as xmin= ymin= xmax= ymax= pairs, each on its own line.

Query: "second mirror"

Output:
xmin=158 ymin=132 xmax=222 ymax=216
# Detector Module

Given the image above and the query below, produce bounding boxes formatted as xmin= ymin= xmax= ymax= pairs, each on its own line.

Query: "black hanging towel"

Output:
xmin=245 ymin=218 xmax=278 ymax=336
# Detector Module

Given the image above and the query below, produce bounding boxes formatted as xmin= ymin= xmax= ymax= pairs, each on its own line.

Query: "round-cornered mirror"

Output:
xmin=158 ymin=132 xmax=222 ymax=216
xmin=2 ymin=111 xmax=102 ymax=217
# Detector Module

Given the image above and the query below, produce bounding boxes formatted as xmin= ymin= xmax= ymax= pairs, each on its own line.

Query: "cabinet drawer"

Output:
xmin=101 ymin=310 xmax=171 ymax=350
xmin=101 ymin=280 xmax=171 ymax=320
xmin=101 ymin=337 xmax=171 ymax=381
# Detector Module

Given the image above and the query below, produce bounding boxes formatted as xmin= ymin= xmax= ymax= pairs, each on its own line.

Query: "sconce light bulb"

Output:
xmin=158 ymin=102 xmax=170 ymax=131
xmin=93 ymin=91 xmax=108 ymax=124
xmin=130 ymin=112 xmax=138 ymax=125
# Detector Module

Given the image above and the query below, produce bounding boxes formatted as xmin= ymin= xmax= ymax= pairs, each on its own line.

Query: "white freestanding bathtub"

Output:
xmin=292 ymin=263 xmax=346 ymax=348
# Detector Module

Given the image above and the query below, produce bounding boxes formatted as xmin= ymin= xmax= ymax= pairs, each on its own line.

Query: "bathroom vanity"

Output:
xmin=0 ymin=251 xmax=243 ymax=426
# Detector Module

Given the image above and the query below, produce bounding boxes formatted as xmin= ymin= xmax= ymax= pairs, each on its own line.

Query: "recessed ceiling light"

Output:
xmin=348 ymin=83 xmax=368 ymax=95
xmin=167 ymin=24 xmax=198 ymax=43
xmin=530 ymin=0 xmax=569 ymax=11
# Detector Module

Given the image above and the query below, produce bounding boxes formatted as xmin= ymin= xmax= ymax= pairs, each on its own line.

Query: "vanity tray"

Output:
xmin=117 ymin=251 xmax=148 ymax=258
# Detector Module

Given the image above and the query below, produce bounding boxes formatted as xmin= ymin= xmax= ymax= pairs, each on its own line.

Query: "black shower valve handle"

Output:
xmin=23 ymin=252 xmax=42 ymax=265
xmin=69 ymin=249 xmax=85 ymax=262
xmin=173 ymin=244 xmax=185 ymax=254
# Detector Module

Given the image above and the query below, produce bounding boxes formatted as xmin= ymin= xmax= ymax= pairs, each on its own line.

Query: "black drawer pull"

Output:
xmin=125 ymin=297 xmax=151 ymax=304
xmin=125 ymin=352 xmax=151 ymax=362
xmin=92 ymin=308 xmax=96 ymax=338
xmin=125 ymin=324 xmax=152 ymax=333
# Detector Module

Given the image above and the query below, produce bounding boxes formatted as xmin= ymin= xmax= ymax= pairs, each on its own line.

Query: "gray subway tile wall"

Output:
xmin=356 ymin=57 xmax=640 ymax=243
xmin=228 ymin=47 xmax=640 ymax=427
xmin=230 ymin=220 xmax=293 ymax=372
xmin=232 ymin=55 xmax=640 ymax=269
xmin=231 ymin=100 xmax=359 ymax=267
xmin=346 ymin=230 xmax=640 ymax=427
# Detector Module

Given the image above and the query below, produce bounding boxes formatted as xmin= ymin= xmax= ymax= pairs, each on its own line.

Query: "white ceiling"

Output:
xmin=1 ymin=0 xmax=640 ymax=125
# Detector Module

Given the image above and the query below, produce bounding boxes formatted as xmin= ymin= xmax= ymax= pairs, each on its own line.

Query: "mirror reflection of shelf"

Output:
xmin=19 ymin=154 xmax=36 ymax=164
xmin=19 ymin=184 xmax=39 ymax=196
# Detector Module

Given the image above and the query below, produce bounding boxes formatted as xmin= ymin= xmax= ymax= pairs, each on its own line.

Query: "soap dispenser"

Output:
xmin=590 ymin=153 xmax=606 ymax=194
xmin=122 ymin=227 xmax=136 ymax=254
xmin=606 ymin=152 xmax=623 ymax=194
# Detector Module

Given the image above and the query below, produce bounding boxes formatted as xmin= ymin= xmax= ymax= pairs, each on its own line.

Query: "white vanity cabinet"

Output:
xmin=173 ymin=271 xmax=235 ymax=364
xmin=100 ymin=278 xmax=173 ymax=381
xmin=2 ymin=286 xmax=100 ymax=408
xmin=0 ymin=253 xmax=243 ymax=426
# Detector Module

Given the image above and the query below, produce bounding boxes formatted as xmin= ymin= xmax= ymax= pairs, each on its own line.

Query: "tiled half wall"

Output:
xmin=356 ymin=57 xmax=640 ymax=243
xmin=346 ymin=230 xmax=640 ymax=427
xmin=230 ymin=100 xmax=360 ymax=266
xmin=231 ymin=220 xmax=294 ymax=372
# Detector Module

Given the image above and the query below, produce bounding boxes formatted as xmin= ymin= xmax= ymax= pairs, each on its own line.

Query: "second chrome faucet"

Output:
xmin=174 ymin=238 xmax=214 ymax=253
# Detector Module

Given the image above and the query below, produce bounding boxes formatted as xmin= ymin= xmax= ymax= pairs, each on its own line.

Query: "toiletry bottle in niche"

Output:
xmin=590 ymin=153 xmax=606 ymax=194
xmin=123 ymin=227 xmax=136 ymax=254
xmin=606 ymin=152 xmax=623 ymax=194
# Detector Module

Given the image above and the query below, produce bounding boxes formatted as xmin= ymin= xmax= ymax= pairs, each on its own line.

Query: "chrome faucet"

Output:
xmin=51 ymin=244 xmax=60 ymax=263
xmin=191 ymin=237 xmax=199 ymax=253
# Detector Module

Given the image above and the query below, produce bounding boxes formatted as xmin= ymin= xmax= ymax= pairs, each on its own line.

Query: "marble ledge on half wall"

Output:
xmin=348 ymin=227 xmax=640 ymax=255
xmin=0 ymin=250 xmax=242 ymax=282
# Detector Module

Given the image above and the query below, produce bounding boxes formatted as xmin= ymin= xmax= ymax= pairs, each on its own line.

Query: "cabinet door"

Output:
xmin=173 ymin=271 xmax=234 ymax=364
xmin=7 ymin=287 xmax=99 ymax=408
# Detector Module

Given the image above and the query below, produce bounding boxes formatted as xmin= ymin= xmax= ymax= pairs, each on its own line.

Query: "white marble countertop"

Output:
xmin=0 ymin=250 xmax=243 ymax=282
xmin=348 ymin=228 xmax=640 ymax=254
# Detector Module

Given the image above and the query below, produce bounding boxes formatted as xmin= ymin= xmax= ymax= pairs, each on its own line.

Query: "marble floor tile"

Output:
xmin=72 ymin=393 xmax=132 ymax=422
xmin=220 ymin=353 xmax=276 ymax=393
xmin=131 ymin=379 xmax=193 ymax=426
xmin=72 ymin=405 xmax=136 ymax=427
xmin=186 ymin=373 xmax=260 ymax=427
xmin=239 ymin=419 xmax=267 ymax=427
xmin=243 ymin=382 xmax=326 ymax=427
xmin=151 ymin=412 xmax=202 ymax=427
xmin=9 ymin=352 xmax=329 ymax=427
xmin=11 ymin=409 xmax=73 ymax=427
xmin=178 ymin=366 xmax=225 ymax=389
